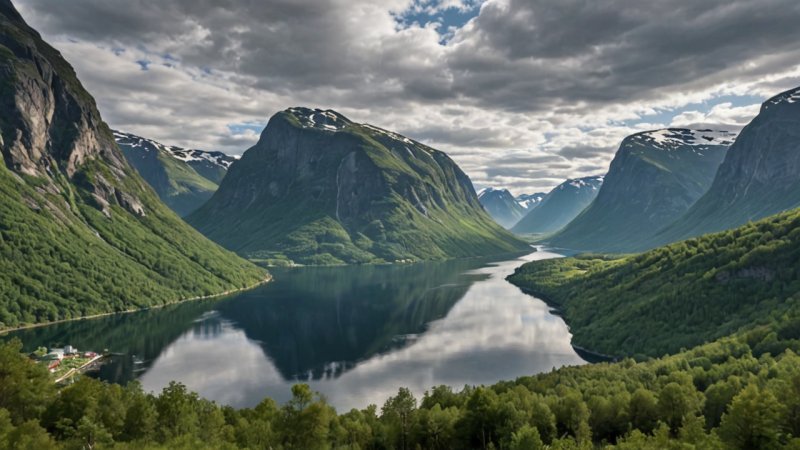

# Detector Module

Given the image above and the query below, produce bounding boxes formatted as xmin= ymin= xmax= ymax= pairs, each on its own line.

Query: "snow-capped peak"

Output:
xmin=763 ymin=86 xmax=800 ymax=111
xmin=113 ymin=130 xmax=236 ymax=169
xmin=287 ymin=107 xmax=350 ymax=132
xmin=627 ymin=128 xmax=737 ymax=151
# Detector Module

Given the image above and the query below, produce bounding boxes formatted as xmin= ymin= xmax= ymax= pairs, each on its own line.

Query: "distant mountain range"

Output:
xmin=478 ymin=188 xmax=547 ymax=229
xmin=516 ymin=192 xmax=546 ymax=210
xmin=477 ymin=188 xmax=527 ymax=228
xmin=511 ymin=176 xmax=604 ymax=235
xmin=188 ymin=107 xmax=530 ymax=265
xmin=0 ymin=1 xmax=264 ymax=329
xmin=113 ymin=131 xmax=237 ymax=216
xmin=547 ymin=128 xmax=733 ymax=252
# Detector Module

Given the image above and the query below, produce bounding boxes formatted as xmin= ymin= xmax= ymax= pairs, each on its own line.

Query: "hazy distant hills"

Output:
xmin=114 ymin=131 xmax=236 ymax=216
xmin=511 ymin=176 xmax=604 ymax=235
xmin=547 ymin=129 xmax=733 ymax=252
xmin=0 ymin=1 xmax=264 ymax=328
xmin=188 ymin=107 xmax=530 ymax=265
xmin=655 ymin=87 xmax=800 ymax=245
xmin=478 ymin=188 xmax=527 ymax=228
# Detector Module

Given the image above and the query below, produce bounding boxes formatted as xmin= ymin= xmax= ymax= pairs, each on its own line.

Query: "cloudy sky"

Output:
xmin=16 ymin=0 xmax=800 ymax=193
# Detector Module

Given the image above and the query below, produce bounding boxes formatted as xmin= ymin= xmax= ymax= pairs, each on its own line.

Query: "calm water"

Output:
xmin=6 ymin=247 xmax=585 ymax=411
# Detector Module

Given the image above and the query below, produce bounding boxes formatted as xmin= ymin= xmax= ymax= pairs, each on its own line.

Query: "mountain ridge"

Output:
xmin=0 ymin=1 xmax=265 ymax=329
xmin=655 ymin=86 xmax=800 ymax=245
xmin=546 ymin=128 xmax=732 ymax=252
xmin=113 ymin=130 xmax=236 ymax=216
xmin=189 ymin=107 xmax=530 ymax=265
xmin=511 ymin=175 xmax=604 ymax=236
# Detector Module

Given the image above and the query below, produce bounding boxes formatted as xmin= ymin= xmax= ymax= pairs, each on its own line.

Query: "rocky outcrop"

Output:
xmin=188 ymin=107 xmax=529 ymax=264
xmin=0 ymin=0 xmax=139 ymax=214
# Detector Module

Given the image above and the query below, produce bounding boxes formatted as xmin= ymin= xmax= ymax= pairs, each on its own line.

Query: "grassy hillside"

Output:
xmin=0 ymin=163 xmax=266 ymax=330
xmin=509 ymin=207 xmax=800 ymax=358
xmin=0 ymin=1 xmax=266 ymax=330
xmin=189 ymin=108 xmax=529 ymax=265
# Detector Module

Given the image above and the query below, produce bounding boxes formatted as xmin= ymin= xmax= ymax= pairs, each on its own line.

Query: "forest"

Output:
xmin=508 ymin=207 xmax=800 ymax=358
xmin=2 ymin=305 xmax=800 ymax=450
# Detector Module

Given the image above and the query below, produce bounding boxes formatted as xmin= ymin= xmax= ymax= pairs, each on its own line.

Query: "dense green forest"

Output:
xmin=2 ymin=308 xmax=800 ymax=449
xmin=508 ymin=207 xmax=800 ymax=358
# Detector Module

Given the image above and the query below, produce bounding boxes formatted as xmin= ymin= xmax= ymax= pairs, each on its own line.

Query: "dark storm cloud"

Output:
xmin=558 ymin=145 xmax=616 ymax=160
xmin=13 ymin=0 xmax=800 ymax=191
xmin=18 ymin=0 xmax=800 ymax=113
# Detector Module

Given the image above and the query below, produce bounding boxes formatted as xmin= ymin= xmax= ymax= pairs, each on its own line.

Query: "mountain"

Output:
xmin=656 ymin=86 xmax=800 ymax=244
xmin=188 ymin=107 xmax=530 ymax=265
xmin=113 ymin=130 xmax=236 ymax=216
xmin=511 ymin=176 xmax=604 ymax=235
xmin=546 ymin=129 xmax=733 ymax=252
xmin=509 ymin=206 xmax=800 ymax=358
xmin=0 ymin=1 xmax=265 ymax=329
xmin=516 ymin=192 xmax=546 ymax=210
xmin=477 ymin=187 xmax=527 ymax=228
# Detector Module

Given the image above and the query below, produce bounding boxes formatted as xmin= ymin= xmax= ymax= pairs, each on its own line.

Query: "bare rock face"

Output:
xmin=655 ymin=86 xmax=800 ymax=243
xmin=0 ymin=0 xmax=139 ymax=214
xmin=189 ymin=107 xmax=529 ymax=264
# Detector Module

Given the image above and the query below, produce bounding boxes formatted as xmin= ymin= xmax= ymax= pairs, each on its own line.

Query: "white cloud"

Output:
xmin=14 ymin=0 xmax=800 ymax=192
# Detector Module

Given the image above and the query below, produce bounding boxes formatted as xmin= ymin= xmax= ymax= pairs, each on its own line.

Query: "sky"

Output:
xmin=15 ymin=0 xmax=800 ymax=194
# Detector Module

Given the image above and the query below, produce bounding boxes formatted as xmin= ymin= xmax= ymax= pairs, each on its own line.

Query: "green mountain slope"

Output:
xmin=478 ymin=187 xmax=527 ymax=228
xmin=113 ymin=131 xmax=235 ymax=217
xmin=511 ymin=176 xmax=603 ymax=235
xmin=0 ymin=1 xmax=266 ymax=329
xmin=509 ymin=207 xmax=800 ymax=358
xmin=188 ymin=107 xmax=530 ymax=265
xmin=547 ymin=129 xmax=731 ymax=252
xmin=656 ymin=86 xmax=800 ymax=244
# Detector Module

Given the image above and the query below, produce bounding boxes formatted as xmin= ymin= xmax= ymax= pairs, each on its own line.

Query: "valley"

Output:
xmin=2 ymin=0 xmax=800 ymax=448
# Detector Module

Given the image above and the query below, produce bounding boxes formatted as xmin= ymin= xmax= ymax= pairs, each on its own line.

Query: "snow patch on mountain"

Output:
xmin=113 ymin=130 xmax=236 ymax=168
xmin=628 ymin=128 xmax=737 ymax=151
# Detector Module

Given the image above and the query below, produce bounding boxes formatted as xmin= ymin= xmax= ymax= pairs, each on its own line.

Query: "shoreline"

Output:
xmin=511 ymin=284 xmax=619 ymax=363
xmin=254 ymin=248 xmax=536 ymax=269
xmin=0 ymin=275 xmax=273 ymax=335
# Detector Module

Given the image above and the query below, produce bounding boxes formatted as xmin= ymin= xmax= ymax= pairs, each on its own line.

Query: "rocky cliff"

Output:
xmin=188 ymin=107 xmax=530 ymax=265
xmin=547 ymin=129 xmax=732 ymax=252
xmin=0 ymin=0 xmax=264 ymax=328
xmin=656 ymin=87 xmax=800 ymax=244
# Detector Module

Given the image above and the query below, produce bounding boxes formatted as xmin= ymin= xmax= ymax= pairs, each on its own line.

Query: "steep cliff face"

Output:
xmin=114 ymin=130 xmax=235 ymax=216
xmin=547 ymin=129 xmax=732 ymax=252
xmin=0 ymin=0 xmax=264 ymax=329
xmin=511 ymin=176 xmax=604 ymax=235
xmin=656 ymin=87 xmax=800 ymax=244
xmin=188 ymin=107 xmax=529 ymax=265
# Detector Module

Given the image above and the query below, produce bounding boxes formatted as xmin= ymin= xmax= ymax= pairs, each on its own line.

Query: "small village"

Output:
xmin=30 ymin=345 xmax=107 ymax=384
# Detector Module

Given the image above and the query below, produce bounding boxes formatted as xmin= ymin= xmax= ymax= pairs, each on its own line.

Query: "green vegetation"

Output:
xmin=0 ymin=4 xmax=267 ymax=330
xmin=116 ymin=134 xmax=227 ymax=217
xmin=508 ymin=207 xmax=800 ymax=358
xmin=0 ymin=163 xmax=267 ymax=330
xmin=3 ymin=310 xmax=800 ymax=448
xmin=189 ymin=109 xmax=530 ymax=265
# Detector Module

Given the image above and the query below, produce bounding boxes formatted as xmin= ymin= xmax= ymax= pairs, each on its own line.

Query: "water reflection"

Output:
xmin=6 ymin=248 xmax=586 ymax=410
